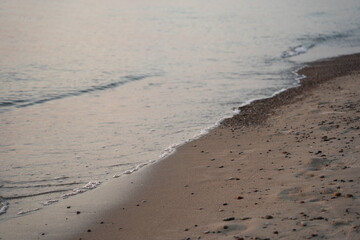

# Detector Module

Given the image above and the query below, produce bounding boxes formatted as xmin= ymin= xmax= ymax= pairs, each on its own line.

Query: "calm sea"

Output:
xmin=1 ymin=0 xmax=360 ymax=220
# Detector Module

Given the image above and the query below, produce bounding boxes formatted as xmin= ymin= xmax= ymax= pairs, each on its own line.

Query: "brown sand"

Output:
xmin=74 ymin=53 xmax=360 ymax=240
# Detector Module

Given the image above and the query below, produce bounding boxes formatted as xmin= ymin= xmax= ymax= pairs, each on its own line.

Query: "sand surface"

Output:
xmin=74 ymin=54 xmax=360 ymax=240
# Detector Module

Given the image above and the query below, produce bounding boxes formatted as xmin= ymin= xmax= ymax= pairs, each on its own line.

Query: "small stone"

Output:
xmin=237 ymin=196 xmax=244 ymax=200
xmin=67 ymin=206 xmax=71 ymax=209
xmin=301 ymin=221 xmax=307 ymax=226
xmin=264 ymin=215 xmax=273 ymax=219
xmin=76 ymin=211 xmax=81 ymax=215
xmin=184 ymin=228 xmax=189 ymax=231
xmin=346 ymin=194 xmax=353 ymax=198
xmin=223 ymin=225 xmax=229 ymax=229
xmin=87 ymin=229 xmax=91 ymax=232
xmin=223 ymin=203 xmax=228 ymax=206
xmin=334 ymin=192 xmax=341 ymax=197
xmin=273 ymin=231 xmax=279 ymax=234
xmin=223 ymin=217 xmax=235 ymax=221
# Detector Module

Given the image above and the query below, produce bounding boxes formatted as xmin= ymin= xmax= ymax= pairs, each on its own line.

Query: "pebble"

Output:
xmin=76 ymin=211 xmax=81 ymax=215
xmin=223 ymin=217 xmax=235 ymax=221
xmin=237 ymin=196 xmax=244 ymax=200
xmin=334 ymin=192 xmax=341 ymax=197
xmin=264 ymin=215 xmax=273 ymax=219
xmin=301 ymin=221 xmax=307 ymax=226
xmin=346 ymin=194 xmax=353 ymax=198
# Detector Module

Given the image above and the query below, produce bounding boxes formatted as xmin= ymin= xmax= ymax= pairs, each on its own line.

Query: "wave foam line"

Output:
xmin=62 ymin=181 xmax=101 ymax=199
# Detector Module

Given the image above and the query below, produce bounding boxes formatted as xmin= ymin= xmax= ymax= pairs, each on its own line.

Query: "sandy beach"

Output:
xmin=72 ymin=54 xmax=360 ymax=240
xmin=1 ymin=53 xmax=359 ymax=240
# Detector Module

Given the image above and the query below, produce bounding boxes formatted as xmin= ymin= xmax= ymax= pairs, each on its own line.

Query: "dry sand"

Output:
xmin=75 ymin=53 xmax=360 ymax=240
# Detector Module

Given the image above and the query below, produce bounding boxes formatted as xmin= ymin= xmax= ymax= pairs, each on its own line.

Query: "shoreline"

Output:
xmin=76 ymin=53 xmax=360 ymax=239
xmin=0 ymin=53 xmax=359 ymax=239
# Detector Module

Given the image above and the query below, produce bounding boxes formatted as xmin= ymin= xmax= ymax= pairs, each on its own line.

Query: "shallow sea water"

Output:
xmin=1 ymin=0 xmax=360 ymax=220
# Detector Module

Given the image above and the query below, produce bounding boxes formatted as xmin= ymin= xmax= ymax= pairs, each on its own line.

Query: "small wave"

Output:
xmin=281 ymin=44 xmax=315 ymax=58
xmin=2 ymin=176 xmax=70 ymax=185
xmin=41 ymin=199 xmax=59 ymax=206
xmin=282 ymin=31 xmax=351 ymax=59
xmin=0 ymin=198 xmax=9 ymax=215
xmin=18 ymin=207 xmax=42 ymax=215
xmin=1 ymin=181 xmax=82 ymax=189
xmin=113 ymin=163 xmax=149 ymax=178
xmin=1 ymin=74 xmax=154 ymax=111
xmin=3 ymin=189 xmax=71 ymax=200
xmin=61 ymin=181 xmax=101 ymax=198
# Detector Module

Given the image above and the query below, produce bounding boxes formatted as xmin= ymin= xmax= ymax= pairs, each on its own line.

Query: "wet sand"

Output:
xmin=76 ymin=53 xmax=360 ymax=240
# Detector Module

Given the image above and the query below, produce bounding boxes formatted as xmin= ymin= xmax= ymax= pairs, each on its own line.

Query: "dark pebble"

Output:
xmin=76 ymin=211 xmax=81 ymax=215
xmin=87 ymin=229 xmax=91 ymax=232
xmin=264 ymin=215 xmax=273 ymax=219
xmin=237 ymin=196 xmax=244 ymax=200
xmin=67 ymin=206 xmax=71 ymax=209
xmin=346 ymin=194 xmax=353 ymax=198
xmin=273 ymin=231 xmax=279 ymax=234
xmin=334 ymin=192 xmax=341 ymax=197
xmin=223 ymin=217 xmax=235 ymax=221
xmin=223 ymin=225 xmax=229 ymax=229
